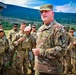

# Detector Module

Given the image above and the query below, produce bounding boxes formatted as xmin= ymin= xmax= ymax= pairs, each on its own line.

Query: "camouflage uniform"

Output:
xmin=34 ymin=20 xmax=67 ymax=75
xmin=8 ymin=29 xmax=19 ymax=43
xmin=31 ymin=31 xmax=37 ymax=39
xmin=30 ymin=30 xmax=37 ymax=74
xmin=13 ymin=31 xmax=36 ymax=75
xmin=8 ymin=29 xmax=19 ymax=67
xmin=72 ymin=37 xmax=76 ymax=73
xmin=31 ymin=25 xmax=37 ymax=39
xmin=63 ymin=32 xmax=73 ymax=74
xmin=0 ymin=35 xmax=9 ymax=74
xmin=11 ymin=30 xmax=24 ymax=75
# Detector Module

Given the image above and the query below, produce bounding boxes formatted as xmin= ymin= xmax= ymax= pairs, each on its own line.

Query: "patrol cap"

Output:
xmin=24 ymin=26 xmax=31 ymax=32
xmin=40 ymin=4 xmax=53 ymax=11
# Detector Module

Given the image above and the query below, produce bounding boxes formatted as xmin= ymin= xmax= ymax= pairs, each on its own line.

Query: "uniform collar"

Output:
xmin=42 ymin=20 xmax=57 ymax=30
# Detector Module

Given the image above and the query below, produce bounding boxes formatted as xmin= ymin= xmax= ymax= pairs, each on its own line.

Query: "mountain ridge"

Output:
xmin=0 ymin=4 xmax=76 ymax=24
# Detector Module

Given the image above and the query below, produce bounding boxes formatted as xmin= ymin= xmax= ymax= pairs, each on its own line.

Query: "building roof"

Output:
xmin=0 ymin=2 xmax=6 ymax=8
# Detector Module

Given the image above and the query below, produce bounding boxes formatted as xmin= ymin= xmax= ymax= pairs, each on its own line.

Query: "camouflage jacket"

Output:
xmin=0 ymin=36 xmax=9 ymax=55
xmin=34 ymin=20 xmax=67 ymax=74
xmin=64 ymin=32 xmax=74 ymax=57
xmin=73 ymin=37 xmax=76 ymax=50
xmin=8 ymin=29 xmax=19 ymax=43
xmin=22 ymin=34 xmax=36 ymax=50
xmin=31 ymin=31 xmax=37 ymax=39
xmin=12 ymin=31 xmax=36 ymax=51
xmin=11 ymin=30 xmax=24 ymax=50
xmin=66 ymin=32 xmax=73 ymax=50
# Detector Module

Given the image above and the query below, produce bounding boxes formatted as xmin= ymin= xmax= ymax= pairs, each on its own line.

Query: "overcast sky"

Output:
xmin=0 ymin=0 xmax=76 ymax=13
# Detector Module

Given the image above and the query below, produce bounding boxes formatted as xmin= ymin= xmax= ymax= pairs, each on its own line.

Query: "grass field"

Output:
xmin=4 ymin=30 xmax=11 ymax=36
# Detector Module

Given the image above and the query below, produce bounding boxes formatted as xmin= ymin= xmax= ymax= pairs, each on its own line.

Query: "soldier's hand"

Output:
xmin=13 ymin=41 xmax=19 ymax=46
xmin=18 ymin=37 xmax=25 ymax=42
xmin=73 ymin=42 xmax=76 ymax=44
xmin=32 ymin=48 xmax=40 ymax=56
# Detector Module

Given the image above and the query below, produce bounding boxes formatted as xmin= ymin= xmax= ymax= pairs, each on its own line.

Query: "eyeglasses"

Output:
xmin=14 ymin=26 xmax=18 ymax=27
xmin=32 ymin=27 xmax=36 ymax=28
xmin=40 ymin=10 xmax=50 ymax=14
xmin=0 ymin=31 xmax=4 ymax=33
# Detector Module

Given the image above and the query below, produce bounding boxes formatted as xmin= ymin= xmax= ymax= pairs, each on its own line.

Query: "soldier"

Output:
xmin=8 ymin=23 xmax=19 ymax=43
xmin=23 ymin=26 xmax=36 ymax=75
xmin=12 ymin=22 xmax=26 ymax=42
xmin=72 ymin=37 xmax=76 ymax=74
xmin=7 ymin=23 xmax=19 ymax=67
xmin=31 ymin=25 xmax=37 ymax=39
xmin=7 ymin=22 xmax=26 ymax=75
xmin=0 ymin=28 xmax=9 ymax=75
xmin=12 ymin=26 xmax=36 ymax=75
xmin=0 ymin=24 xmax=6 ymax=38
xmin=63 ymin=26 xmax=74 ymax=74
xmin=32 ymin=4 xmax=67 ymax=75
xmin=69 ymin=28 xmax=76 ymax=73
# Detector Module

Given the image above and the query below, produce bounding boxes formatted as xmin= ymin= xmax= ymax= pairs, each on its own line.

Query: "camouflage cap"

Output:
xmin=40 ymin=4 xmax=53 ymax=11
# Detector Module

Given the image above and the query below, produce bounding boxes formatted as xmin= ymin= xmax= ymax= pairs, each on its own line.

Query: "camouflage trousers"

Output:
xmin=63 ymin=50 xmax=73 ymax=74
xmin=35 ymin=71 xmax=62 ymax=75
xmin=64 ymin=57 xmax=73 ymax=74
xmin=14 ymin=50 xmax=28 ymax=75
xmin=0 ymin=54 xmax=5 ymax=75
xmin=0 ymin=54 xmax=4 ymax=69
xmin=28 ymin=50 xmax=34 ymax=71
xmin=71 ymin=49 xmax=76 ymax=73
xmin=9 ymin=48 xmax=15 ymax=67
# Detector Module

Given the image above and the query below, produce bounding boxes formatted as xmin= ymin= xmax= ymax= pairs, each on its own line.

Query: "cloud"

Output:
xmin=0 ymin=0 xmax=29 ymax=7
xmin=33 ymin=6 xmax=39 ymax=9
xmin=55 ymin=2 xmax=76 ymax=13
xmin=0 ymin=0 xmax=45 ymax=8
xmin=1 ymin=0 xmax=76 ymax=13
xmin=0 ymin=0 xmax=46 ymax=10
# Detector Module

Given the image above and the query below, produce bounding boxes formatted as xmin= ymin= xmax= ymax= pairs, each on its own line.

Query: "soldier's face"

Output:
xmin=13 ymin=26 xmax=18 ymax=30
xmin=24 ymin=31 xmax=31 ymax=35
xmin=20 ymin=25 xmax=26 ymax=31
xmin=40 ymin=10 xmax=54 ymax=25
xmin=32 ymin=27 xmax=36 ymax=31
xmin=0 ymin=30 xmax=4 ymax=37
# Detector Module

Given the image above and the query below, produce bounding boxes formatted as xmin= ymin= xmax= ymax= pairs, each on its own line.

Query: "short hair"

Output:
xmin=13 ymin=23 xmax=18 ymax=27
xmin=70 ymin=28 xmax=74 ymax=31
xmin=32 ymin=25 xmax=36 ymax=28
xmin=0 ymin=23 xmax=2 ymax=25
xmin=21 ymin=22 xmax=26 ymax=25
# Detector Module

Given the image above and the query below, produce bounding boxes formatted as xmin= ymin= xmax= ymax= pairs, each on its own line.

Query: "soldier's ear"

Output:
xmin=52 ymin=12 xmax=54 ymax=16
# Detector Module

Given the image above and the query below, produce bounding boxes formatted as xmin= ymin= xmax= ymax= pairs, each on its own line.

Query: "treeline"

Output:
xmin=1 ymin=21 xmax=42 ymax=30
xmin=1 ymin=21 xmax=76 ymax=31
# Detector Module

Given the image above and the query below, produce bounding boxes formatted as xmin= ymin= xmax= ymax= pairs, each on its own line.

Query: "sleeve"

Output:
xmin=67 ymin=33 xmax=73 ymax=50
xmin=5 ymin=38 xmax=9 ymax=52
xmin=11 ymin=33 xmax=20 ymax=46
xmin=31 ymin=36 xmax=36 ymax=48
xmin=7 ymin=31 xmax=12 ymax=43
xmin=44 ymin=27 xmax=67 ymax=58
